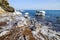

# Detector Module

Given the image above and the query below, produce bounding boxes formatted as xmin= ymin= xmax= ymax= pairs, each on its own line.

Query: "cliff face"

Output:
xmin=0 ymin=0 xmax=14 ymax=14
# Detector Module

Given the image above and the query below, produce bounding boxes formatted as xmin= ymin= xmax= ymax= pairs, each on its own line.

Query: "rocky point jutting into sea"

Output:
xmin=0 ymin=0 xmax=60 ymax=40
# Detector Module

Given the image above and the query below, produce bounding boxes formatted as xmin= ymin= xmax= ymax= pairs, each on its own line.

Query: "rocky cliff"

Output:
xmin=0 ymin=0 xmax=14 ymax=14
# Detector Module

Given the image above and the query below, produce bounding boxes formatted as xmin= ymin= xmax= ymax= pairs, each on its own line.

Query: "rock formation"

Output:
xmin=0 ymin=0 xmax=14 ymax=14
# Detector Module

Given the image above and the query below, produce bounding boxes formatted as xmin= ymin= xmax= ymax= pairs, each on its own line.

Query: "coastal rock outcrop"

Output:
xmin=0 ymin=0 xmax=14 ymax=14
xmin=0 ymin=13 xmax=60 ymax=40
xmin=0 ymin=0 xmax=60 ymax=40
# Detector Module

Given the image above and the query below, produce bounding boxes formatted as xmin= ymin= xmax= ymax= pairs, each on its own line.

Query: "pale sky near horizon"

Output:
xmin=8 ymin=0 xmax=60 ymax=10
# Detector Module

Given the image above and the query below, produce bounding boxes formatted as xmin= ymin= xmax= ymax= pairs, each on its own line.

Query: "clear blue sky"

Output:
xmin=8 ymin=0 xmax=60 ymax=10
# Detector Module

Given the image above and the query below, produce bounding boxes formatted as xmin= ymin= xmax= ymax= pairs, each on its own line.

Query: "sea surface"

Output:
xmin=20 ymin=10 xmax=60 ymax=31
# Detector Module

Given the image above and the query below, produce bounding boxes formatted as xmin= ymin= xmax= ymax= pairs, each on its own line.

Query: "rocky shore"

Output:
xmin=0 ymin=11 xmax=60 ymax=40
xmin=0 ymin=0 xmax=60 ymax=40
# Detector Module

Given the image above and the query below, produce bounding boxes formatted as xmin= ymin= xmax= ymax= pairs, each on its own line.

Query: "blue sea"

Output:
xmin=20 ymin=10 xmax=60 ymax=31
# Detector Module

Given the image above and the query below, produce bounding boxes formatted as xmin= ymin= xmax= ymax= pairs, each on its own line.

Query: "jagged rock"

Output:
xmin=23 ymin=28 xmax=35 ymax=40
xmin=0 ymin=14 xmax=60 ymax=40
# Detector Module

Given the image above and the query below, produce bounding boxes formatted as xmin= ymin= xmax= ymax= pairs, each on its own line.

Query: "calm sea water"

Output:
xmin=21 ymin=10 xmax=60 ymax=31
